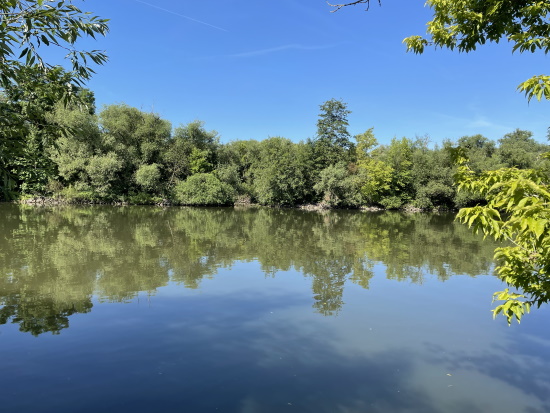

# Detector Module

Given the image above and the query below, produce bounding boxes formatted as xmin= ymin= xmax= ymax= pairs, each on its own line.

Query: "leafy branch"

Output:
xmin=0 ymin=0 xmax=109 ymax=88
xmin=454 ymin=150 xmax=550 ymax=324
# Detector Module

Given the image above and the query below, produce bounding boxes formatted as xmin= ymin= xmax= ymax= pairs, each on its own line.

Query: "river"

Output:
xmin=0 ymin=204 xmax=549 ymax=412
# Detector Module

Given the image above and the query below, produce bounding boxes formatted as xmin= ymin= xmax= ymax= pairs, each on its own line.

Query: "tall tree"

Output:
xmin=311 ymin=98 xmax=353 ymax=169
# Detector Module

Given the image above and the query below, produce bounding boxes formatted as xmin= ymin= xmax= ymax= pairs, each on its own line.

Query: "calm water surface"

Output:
xmin=1 ymin=205 xmax=549 ymax=413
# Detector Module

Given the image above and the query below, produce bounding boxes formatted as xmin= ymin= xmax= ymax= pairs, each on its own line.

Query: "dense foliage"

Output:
xmin=0 ymin=0 xmax=108 ymax=201
xmin=3 ymin=93 xmax=548 ymax=210
xmin=456 ymin=152 xmax=550 ymax=324
xmin=0 ymin=0 xmax=108 ymax=88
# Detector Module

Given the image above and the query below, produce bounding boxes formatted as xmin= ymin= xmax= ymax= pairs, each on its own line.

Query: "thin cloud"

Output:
xmin=229 ymin=43 xmax=338 ymax=58
xmin=466 ymin=116 xmax=511 ymax=133
xmin=431 ymin=111 xmax=512 ymax=137
xmin=133 ymin=0 xmax=228 ymax=32
xmin=468 ymin=117 xmax=495 ymax=128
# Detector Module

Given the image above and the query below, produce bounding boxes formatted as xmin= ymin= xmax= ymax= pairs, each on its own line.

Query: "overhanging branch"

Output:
xmin=327 ymin=0 xmax=380 ymax=12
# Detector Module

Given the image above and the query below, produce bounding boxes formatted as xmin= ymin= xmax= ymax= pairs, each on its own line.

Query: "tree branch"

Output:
xmin=327 ymin=0 xmax=380 ymax=13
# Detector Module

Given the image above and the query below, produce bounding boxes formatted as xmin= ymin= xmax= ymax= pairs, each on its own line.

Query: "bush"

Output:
xmin=59 ymin=185 xmax=98 ymax=203
xmin=128 ymin=192 xmax=163 ymax=205
xmin=175 ymin=173 xmax=235 ymax=206
xmin=313 ymin=163 xmax=363 ymax=207
xmin=135 ymin=163 xmax=161 ymax=192
xmin=379 ymin=196 xmax=404 ymax=210
xmin=414 ymin=181 xmax=455 ymax=209
xmin=85 ymin=153 xmax=122 ymax=197
xmin=250 ymin=137 xmax=311 ymax=206
xmin=215 ymin=164 xmax=242 ymax=192
xmin=453 ymin=189 xmax=487 ymax=208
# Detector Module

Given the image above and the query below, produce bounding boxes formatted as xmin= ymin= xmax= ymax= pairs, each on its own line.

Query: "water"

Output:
xmin=0 ymin=204 xmax=549 ymax=412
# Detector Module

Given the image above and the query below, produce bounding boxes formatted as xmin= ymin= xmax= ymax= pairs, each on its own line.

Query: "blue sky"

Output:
xmin=67 ymin=0 xmax=549 ymax=145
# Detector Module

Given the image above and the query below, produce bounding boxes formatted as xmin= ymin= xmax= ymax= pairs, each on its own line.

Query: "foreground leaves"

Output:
xmin=455 ymin=152 xmax=550 ymax=324
xmin=0 ymin=1 xmax=108 ymax=200
xmin=0 ymin=0 xmax=109 ymax=88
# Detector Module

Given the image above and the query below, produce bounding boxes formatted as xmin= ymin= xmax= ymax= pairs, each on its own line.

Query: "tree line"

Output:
xmin=1 ymin=69 xmax=548 ymax=208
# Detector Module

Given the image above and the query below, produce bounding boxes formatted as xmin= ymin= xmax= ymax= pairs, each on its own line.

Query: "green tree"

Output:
xmin=86 ymin=153 xmax=122 ymax=197
xmin=1 ymin=65 xmax=96 ymax=197
xmin=135 ymin=163 xmax=162 ymax=192
xmin=0 ymin=0 xmax=108 ymax=199
xmin=410 ymin=139 xmax=455 ymax=209
xmin=314 ymin=163 xmax=363 ymax=207
xmin=448 ymin=135 xmax=502 ymax=207
xmin=98 ymin=104 xmax=171 ymax=196
xmin=381 ymin=137 xmax=414 ymax=208
xmin=0 ymin=0 xmax=108 ymax=88
xmin=310 ymin=99 xmax=353 ymax=169
xmin=358 ymin=135 xmax=414 ymax=209
xmin=175 ymin=173 xmax=234 ymax=206
xmin=48 ymin=95 xmax=102 ymax=194
xmin=498 ymin=129 xmax=548 ymax=169
xmin=163 ymin=121 xmax=219 ymax=186
xmin=188 ymin=147 xmax=213 ymax=175
xmin=355 ymin=128 xmax=393 ymax=206
xmin=216 ymin=139 xmax=261 ymax=198
xmin=457 ymin=135 xmax=500 ymax=173
xmin=250 ymin=137 xmax=312 ymax=206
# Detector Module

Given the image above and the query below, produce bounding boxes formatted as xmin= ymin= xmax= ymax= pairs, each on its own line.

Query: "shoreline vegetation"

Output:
xmin=3 ymin=86 xmax=549 ymax=210
xmin=15 ymin=196 xmax=425 ymax=212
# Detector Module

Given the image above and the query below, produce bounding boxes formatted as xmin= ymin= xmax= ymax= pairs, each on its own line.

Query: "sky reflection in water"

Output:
xmin=0 ymin=205 xmax=549 ymax=413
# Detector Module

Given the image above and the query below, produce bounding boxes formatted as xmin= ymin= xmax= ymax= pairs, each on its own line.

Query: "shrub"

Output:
xmin=414 ymin=180 xmax=455 ymax=209
xmin=128 ymin=192 xmax=163 ymax=205
xmin=313 ymin=163 xmax=363 ymax=207
xmin=379 ymin=196 xmax=403 ymax=210
xmin=85 ymin=153 xmax=121 ymax=197
xmin=135 ymin=163 xmax=161 ymax=192
xmin=59 ymin=185 xmax=97 ymax=203
xmin=175 ymin=173 xmax=235 ymax=206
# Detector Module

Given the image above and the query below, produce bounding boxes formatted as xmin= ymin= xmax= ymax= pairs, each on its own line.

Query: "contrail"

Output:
xmin=133 ymin=0 xmax=228 ymax=32
xmin=230 ymin=44 xmax=338 ymax=58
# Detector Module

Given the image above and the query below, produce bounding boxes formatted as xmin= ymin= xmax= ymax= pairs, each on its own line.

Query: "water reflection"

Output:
xmin=0 ymin=204 xmax=496 ymax=335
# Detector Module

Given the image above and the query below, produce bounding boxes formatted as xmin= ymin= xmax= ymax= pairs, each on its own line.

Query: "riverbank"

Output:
xmin=15 ymin=196 xmax=450 ymax=213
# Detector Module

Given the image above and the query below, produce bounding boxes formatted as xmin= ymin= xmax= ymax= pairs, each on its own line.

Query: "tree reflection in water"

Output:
xmin=0 ymin=205 xmax=497 ymax=334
